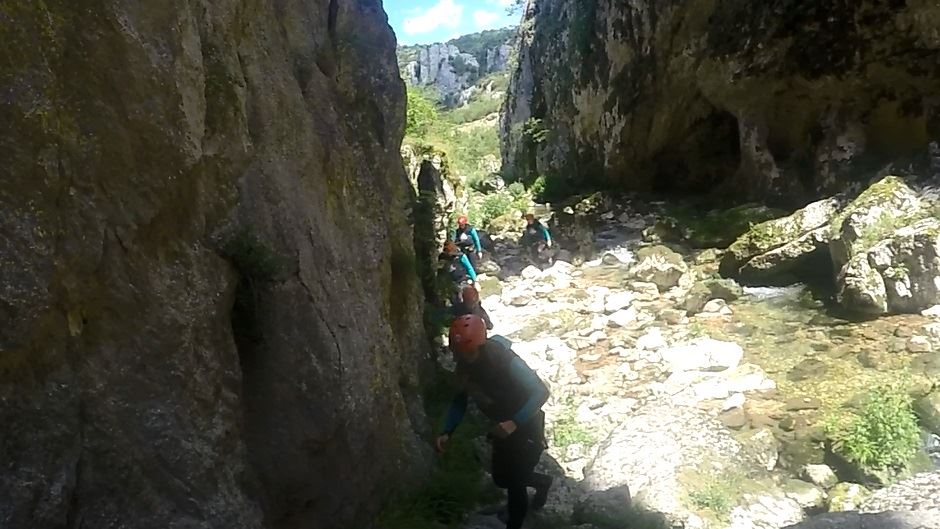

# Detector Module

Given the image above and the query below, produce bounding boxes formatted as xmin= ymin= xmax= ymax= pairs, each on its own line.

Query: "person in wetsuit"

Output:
xmin=452 ymin=284 xmax=493 ymax=330
xmin=436 ymin=315 xmax=553 ymax=529
xmin=455 ymin=215 xmax=484 ymax=270
xmin=521 ymin=213 xmax=554 ymax=266
xmin=440 ymin=240 xmax=478 ymax=307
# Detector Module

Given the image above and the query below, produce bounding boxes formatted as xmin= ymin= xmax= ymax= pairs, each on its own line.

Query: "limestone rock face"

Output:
xmin=502 ymin=0 xmax=940 ymax=201
xmin=399 ymin=29 xmax=516 ymax=107
xmin=0 ymin=2 xmax=429 ymax=529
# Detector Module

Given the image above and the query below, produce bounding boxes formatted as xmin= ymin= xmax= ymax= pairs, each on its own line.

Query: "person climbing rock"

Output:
xmin=521 ymin=213 xmax=554 ymax=266
xmin=455 ymin=215 xmax=484 ymax=269
xmin=453 ymin=284 xmax=493 ymax=330
xmin=436 ymin=315 xmax=553 ymax=529
xmin=440 ymin=240 xmax=478 ymax=304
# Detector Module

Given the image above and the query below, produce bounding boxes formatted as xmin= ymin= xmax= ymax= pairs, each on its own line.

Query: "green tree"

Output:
xmin=406 ymin=86 xmax=440 ymax=138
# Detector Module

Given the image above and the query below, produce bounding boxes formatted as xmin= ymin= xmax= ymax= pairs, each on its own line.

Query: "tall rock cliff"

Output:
xmin=0 ymin=1 xmax=430 ymax=528
xmin=399 ymin=28 xmax=515 ymax=106
xmin=502 ymin=1 xmax=940 ymax=203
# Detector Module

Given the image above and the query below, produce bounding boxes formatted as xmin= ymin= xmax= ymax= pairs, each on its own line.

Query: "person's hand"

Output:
xmin=477 ymin=252 xmax=483 ymax=260
xmin=435 ymin=434 xmax=450 ymax=454
xmin=497 ymin=420 xmax=517 ymax=437
xmin=546 ymin=240 xmax=553 ymax=248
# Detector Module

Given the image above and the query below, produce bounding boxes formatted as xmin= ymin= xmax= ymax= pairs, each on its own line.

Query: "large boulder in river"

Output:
xmin=860 ymin=471 xmax=940 ymax=513
xmin=683 ymin=278 xmax=744 ymax=314
xmin=786 ymin=511 xmax=940 ymax=529
xmin=831 ymin=177 xmax=940 ymax=314
xmin=584 ymin=404 xmax=802 ymax=528
xmin=719 ymin=197 xmax=842 ymax=282
xmin=631 ymin=245 xmax=688 ymax=291
xmin=837 ymin=218 xmax=940 ymax=315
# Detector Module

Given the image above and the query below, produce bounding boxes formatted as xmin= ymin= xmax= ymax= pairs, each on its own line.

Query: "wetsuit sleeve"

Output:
xmin=442 ymin=392 xmax=468 ymax=435
xmin=540 ymin=225 xmax=552 ymax=243
xmin=470 ymin=228 xmax=482 ymax=252
xmin=460 ymin=254 xmax=478 ymax=281
xmin=508 ymin=357 xmax=549 ymax=425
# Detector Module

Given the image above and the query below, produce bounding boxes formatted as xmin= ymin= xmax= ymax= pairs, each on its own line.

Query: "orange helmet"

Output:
xmin=461 ymin=285 xmax=480 ymax=305
xmin=524 ymin=213 xmax=535 ymax=221
xmin=449 ymin=314 xmax=487 ymax=354
xmin=443 ymin=241 xmax=459 ymax=254
xmin=457 ymin=215 xmax=468 ymax=226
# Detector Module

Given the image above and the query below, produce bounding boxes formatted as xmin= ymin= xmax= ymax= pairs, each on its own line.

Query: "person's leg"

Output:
xmin=466 ymin=249 xmax=481 ymax=271
xmin=492 ymin=437 xmax=532 ymax=529
xmin=528 ymin=472 xmax=553 ymax=510
xmin=504 ymin=483 xmax=528 ymax=529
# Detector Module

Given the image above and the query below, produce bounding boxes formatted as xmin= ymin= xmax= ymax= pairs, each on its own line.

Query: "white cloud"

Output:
xmin=473 ymin=10 xmax=501 ymax=29
xmin=403 ymin=0 xmax=464 ymax=35
xmin=486 ymin=0 xmax=514 ymax=6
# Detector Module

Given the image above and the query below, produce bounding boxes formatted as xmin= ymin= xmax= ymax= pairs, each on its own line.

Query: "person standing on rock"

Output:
xmin=453 ymin=285 xmax=493 ymax=330
xmin=436 ymin=315 xmax=554 ymax=529
xmin=522 ymin=213 xmax=554 ymax=266
xmin=440 ymin=240 xmax=478 ymax=305
xmin=455 ymin=215 xmax=484 ymax=269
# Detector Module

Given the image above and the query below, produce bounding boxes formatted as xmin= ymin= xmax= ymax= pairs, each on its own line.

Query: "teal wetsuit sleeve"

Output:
xmin=460 ymin=254 xmax=478 ymax=281
xmin=540 ymin=225 xmax=552 ymax=243
xmin=442 ymin=392 xmax=468 ymax=434
xmin=509 ymin=357 xmax=549 ymax=425
xmin=470 ymin=228 xmax=482 ymax=252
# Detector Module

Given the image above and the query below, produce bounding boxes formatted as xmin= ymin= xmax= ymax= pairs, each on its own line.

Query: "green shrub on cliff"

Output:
xmin=406 ymin=86 xmax=440 ymax=138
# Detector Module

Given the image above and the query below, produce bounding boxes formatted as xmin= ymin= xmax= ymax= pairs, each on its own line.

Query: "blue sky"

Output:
xmin=385 ymin=0 xmax=520 ymax=45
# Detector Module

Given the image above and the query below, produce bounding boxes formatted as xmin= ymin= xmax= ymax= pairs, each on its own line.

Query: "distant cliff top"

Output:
xmin=398 ymin=27 xmax=517 ymax=107
xmin=397 ymin=27 xmax=517 ymax=68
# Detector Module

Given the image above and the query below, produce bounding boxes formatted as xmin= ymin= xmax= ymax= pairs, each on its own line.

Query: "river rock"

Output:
xmin=909 ymin=336 xmax=934 ymax=353
xmin=584 ymin=404 xmax=768 ymax=528
xmin=860 ymin=471 xmax=940 ymax=513
xmin=631 ymin=245 xmax=688 ymax=291
xmin=803 ymin=464 xmax=839 ymax=489
xmin=786 ymin=511 xmax=940 ymax=529
xmin=605 ymin=291 xmax=635 ymax=313
xmin=729 ymin=490 xmax=805 ymax=529
xmin=701 ymin=298 xmax=733 ymax=316
xmin=572 ymin=485 xmax=633 ymax=527
xmin=660 ymin=338 xmax=744 ymax=373
xmin=827 ymin=483 xmax=872 ymax=512
xmin=832 ymin=177 xmax=940 ymax=315
xmin=782 ymin=479 xmax=826 ymax=510
xmin=737 ymin=428 xmax=779 ymax=471
xmin=608 ymin=307 xmax=639 ymax=328
xmin=915 ymin=393 xmax=940 ymax=435
xmin=721 ymin=197 xmax=842 ymax=279
xmin=684 ymin=278 xmax=745 ymax=314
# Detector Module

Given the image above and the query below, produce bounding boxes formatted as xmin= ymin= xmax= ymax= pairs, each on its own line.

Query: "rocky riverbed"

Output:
xmin=445 ymin=181 xmax=940 ymax=529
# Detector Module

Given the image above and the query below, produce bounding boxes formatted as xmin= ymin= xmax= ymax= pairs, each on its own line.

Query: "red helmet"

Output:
xmin=461 ymin=285 xmax=480 ymax=305
xmin=457 ymin=215 xmax=468 ymax=226
xmin=449 ymin=314 xmax=487 ymax=354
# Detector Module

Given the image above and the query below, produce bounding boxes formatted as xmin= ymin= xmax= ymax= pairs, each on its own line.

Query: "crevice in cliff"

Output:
xmin=327 ymin=0 xmax=339 ymax=45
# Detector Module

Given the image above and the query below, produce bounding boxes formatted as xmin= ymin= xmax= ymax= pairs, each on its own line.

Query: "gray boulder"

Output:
xmin=785 ymin=511 xmax=940 ymax=529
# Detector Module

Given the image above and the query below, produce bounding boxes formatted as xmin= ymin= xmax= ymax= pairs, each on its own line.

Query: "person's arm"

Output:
xmin=460 ymin=254 xmax=478 ymax=282
xmin=508 ymin=357 xmax=550 ymax=425
xmin=539 ymin=224 xmax=552 ymax=244
xmin=442 ymin=392 xmax=468 ymax=435
xmin=470 ymin=228 xmax=482 ymax=253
